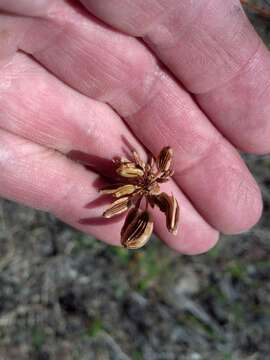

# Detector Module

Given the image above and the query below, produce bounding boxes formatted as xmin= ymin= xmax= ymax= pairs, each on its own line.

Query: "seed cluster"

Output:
xmin=99 ymin=147 xmax=179 ymax=249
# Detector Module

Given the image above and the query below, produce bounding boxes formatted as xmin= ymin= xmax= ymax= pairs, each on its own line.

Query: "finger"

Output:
xmin=0 ymin=0 xmax=55 ymax=16
xmin=18 ymin=1 xmax=263 ymax=233
xmin=124 ymin=73 xmax=263 ymax=234
xmin=0 ymin=53 xmax=218 ymax=254
xmin=0 ymin=129 xmax=218 ymax=254
xmin=81 ymin=0 xmax=270 ymax=154
xmin=0 ymin=52 xmax=146 ymax=177
xmin=150 ymin=179 xmax=219 ymax=255
xmin=0 ymin=128 xmax=122 ymax=246
xmin=0 ymin=14 xmax=29 ymax=66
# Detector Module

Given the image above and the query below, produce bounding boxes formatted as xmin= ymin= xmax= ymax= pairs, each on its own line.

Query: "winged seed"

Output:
xmin=157 ymin=146 xmax=173 ymax=173
xmin=121 ymin=208 xmax=138 ymax=237
xmin=103 ymin=197 xmax=131 ymax=218
xmin=116 ymin=163 xmax=144 ymax=178
xmin=152 ymin=192 xmax=179 ymax=235
xmin=100 ymin=184 xmax=137 ymax=198
xmin=121 ymin=210 xmax=153 ymax=249
xmin=167 ymin=195 xmax=179 ymax=235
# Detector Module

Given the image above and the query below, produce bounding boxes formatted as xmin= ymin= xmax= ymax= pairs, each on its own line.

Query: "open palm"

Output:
xmin=1 ymin=0 xmax=269 ymax=254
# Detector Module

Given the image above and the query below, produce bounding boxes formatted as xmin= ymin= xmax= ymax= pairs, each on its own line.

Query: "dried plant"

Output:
xmin=99 ymin=147 xmax=179 ymax=249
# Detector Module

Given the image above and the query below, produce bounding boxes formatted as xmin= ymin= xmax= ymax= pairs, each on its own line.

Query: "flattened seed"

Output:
xmin=157 ymin=146 xmax=173 ymax=173
xmin=116 ymin=163 xmax=144 ymax=178
xmin=121 ymin=211 xmax=153 ymax=249
xmin=167 ymin=195 xmax=179 ymax=235
xmin=100 ymin=184 xmax=138 ymax=198
xmin=103 ymin=197 xmax=130 ymax=218
xmin=152 ymin=192 xmax=179 ymax=234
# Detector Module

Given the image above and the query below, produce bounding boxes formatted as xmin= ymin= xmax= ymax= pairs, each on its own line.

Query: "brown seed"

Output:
xmin=152 ymin=192 xmax=179 ymax=235
xmin=157 ymin=146 xmax=173 ymax=173
xmin=167 ymin=195 xmax=179 ymax=235
xmin=103 ymin=197 xmax=131 ymax=218
xmin=121 ymin=210 xmax=153 ymax=249
xmin=116 ymin=162 xmax=144 ymax=178
xmin=100 ymin=184 xmax=138 ymax=198
xmin=121 ymin=207 xmax=139 ymax=238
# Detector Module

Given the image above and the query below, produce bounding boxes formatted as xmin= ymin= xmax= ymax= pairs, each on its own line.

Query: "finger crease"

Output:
xmin=195 ymin=40 xmax=262 ymax=96
xmin=142 ymin=0 xmax=213 ymax=47
xmin=174 ymin=133 xmax=223 ymax=177
xmin=108 ymin=63 xmax=163 ymax=118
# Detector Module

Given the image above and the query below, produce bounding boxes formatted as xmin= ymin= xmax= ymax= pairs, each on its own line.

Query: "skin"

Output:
xmin=0 ymin=0 xmax=269 ymax=254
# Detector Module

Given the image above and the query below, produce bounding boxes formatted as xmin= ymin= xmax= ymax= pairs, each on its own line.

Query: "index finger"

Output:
xmin=81 ymin=0 xmax=270 ymax=154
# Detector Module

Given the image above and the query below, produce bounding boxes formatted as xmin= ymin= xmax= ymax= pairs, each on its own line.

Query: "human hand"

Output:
xmin=1 ymin=0 xmax=269 ymax=254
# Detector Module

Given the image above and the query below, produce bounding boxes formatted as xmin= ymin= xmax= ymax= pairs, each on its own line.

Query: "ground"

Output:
xmin=0 ymin=2 xmax=270 ymax=360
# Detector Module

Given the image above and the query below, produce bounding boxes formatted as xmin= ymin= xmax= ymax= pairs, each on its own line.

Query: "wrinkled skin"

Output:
xmin=0 ymin=0 xmax=270 ymax=254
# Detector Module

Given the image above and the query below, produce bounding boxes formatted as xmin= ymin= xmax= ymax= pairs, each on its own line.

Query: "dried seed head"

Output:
xmin=121 ymin=209 xmax=153 ymax=249
xmin=99 ymin=146 xmax=179 ymax=249
xmin=157 ymin=146 xmax=173 ymax=173
xmin=103 ymin=197 xmax=131 ymax=218
xmin=152 ymin=192 xmax=179 ymax=235
xmin=116 ymin=162 xmax=144 ymax=178
xmin=100 ymin=184 xmax=138 ymax=198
